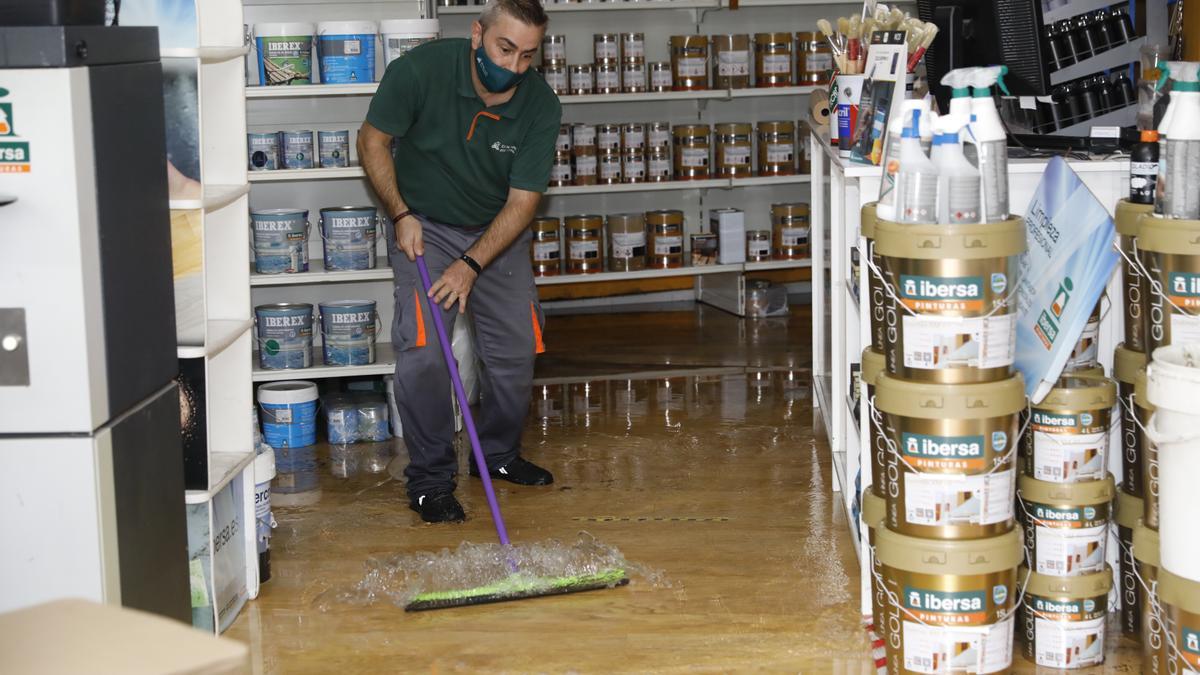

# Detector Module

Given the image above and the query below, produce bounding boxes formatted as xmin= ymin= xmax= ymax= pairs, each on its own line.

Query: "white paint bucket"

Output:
xmin=252 ymin=450 xmax=276 ymax=582
xmin=1146 ymin=344 xmax=1200 ymax=582
xmin=1135 ymin=520 xmax=1167 ymax=675
xmin=1017 ymin=473 xmax=1114 ymax=578
xmin=1018 ymin=565 xmax=1113 ymax=669
xmin=380 ymin=19 xmax=440 ymax=67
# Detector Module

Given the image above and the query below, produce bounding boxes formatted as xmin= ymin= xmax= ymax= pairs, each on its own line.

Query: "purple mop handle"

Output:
xmin=415 ymin=256 xmax=511 ymax=547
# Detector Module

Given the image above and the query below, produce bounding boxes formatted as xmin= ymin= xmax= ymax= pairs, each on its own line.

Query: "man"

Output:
xmin=359 ymin=0 xmax=561 ymax=524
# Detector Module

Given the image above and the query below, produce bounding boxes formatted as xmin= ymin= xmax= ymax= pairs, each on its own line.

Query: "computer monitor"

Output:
xmin=917 ymin=0 xmax=1051 ymax=113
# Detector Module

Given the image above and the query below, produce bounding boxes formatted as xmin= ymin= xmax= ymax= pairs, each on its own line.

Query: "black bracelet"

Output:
xmin=391 ymin=210 xmax=413 ymax=226
xmin=460 ymin=254 xmax=482 ymax=275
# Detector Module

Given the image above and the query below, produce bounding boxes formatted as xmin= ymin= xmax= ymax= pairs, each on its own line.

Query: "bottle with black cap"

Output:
xmin=1130 ymin=129 xmax=1159 ymax=205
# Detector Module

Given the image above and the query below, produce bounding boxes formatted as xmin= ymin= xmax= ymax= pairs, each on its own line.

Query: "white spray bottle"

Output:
xmin=966 ymin=65 xmax=1010 ymax=222
xmin=931 ymin=115 xmax=980 ymax=224
xmin=941 ymin=67 xmax=977 ymax=132
xmin=1160 ymin=61 xmax=1200 ymax=219
xmin=895 ymin=108 xmax=939 ymax=224
xmin=877 ymin=98 xmax=935 ymax=221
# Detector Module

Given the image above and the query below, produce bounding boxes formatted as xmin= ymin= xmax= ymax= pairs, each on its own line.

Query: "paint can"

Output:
xmin=645 ymin=209 xmax=684 ymax=269
xmin=247 ymin=132 xmax=280 ymax=171
xmin=1115 ymin=344 xmax=1148 ymax=496
xmin=255 ymin=303 xmax=313 ymax=370
xmin=1064 ymin=300 xmax=1101 ymax=372
xmin=1135 ymin=366 xmax=1159 ymax=528
xmin=379 ymin=18 xmax=439 ymax=67
xmin=771 ymin=202 xmax=809 ymax=260
xmin=669 ymin=35 xmax=708 ymax=91
xmin=251 ymin=208 xmax=309 ymax=275
xmin=714 ymin=123 xmax=753 ymax=178
xmin=753 ymin=32 xmax=793 ymax=87
xmin=875 ymin=216 xmax=1025 ymax=384
xmin=607 ymin=213 xmax=647 ymax=272
xmin=623 ymin=62 xmax=646 ymax=95
xmin=861 ymin=347 xmax=886 ymax=499
xmin=1137 ymin=214 xmax=1200 ymax=353
xmin=531 ymin=216 xmax=562 ymax=277
xmin=252 ymin=450 xmax=275 ymax=582
xmin=1022 ymin=373 xmax=1116 ymax=484
xmin=862 ymin=490 xmax=888 ymax=646
xmin=876 ymin=526 xmax=1022 ymax=675
xmin=1116 ymin=199 xmax=1153 ymax=352
xmin=319 ymin=206 xmax=379 ymax=271
xmin=711 ymin=34 xmax=750 ymax=89
xmin=281 ymin=130 xmax=314 ymax=170
xmin=1017 ymin=473 xmax=1114 ymax=577
xmin=649 ymin=61 xmax=673 ymax=92
xmin=756 ymin=120 xmax=796 ymax=176
xmin=745 ymin=230 xmax=772 ymax=262
xmin=1017 ymin=565 xmax=1112 ymax=669
xmin=876 ymin=372 xmax=1023 ymax=540
xmin=1135 ymin=521 xmax=1166 ymax=675
xmin=1146 ymin=343 xmax=1200 ymax=581
xmin=672 ymin=124 xmax=710 ymax=180
xmin=254 ymin=22 xmax=314 ymax=86
xmin=316 ymin=21 xmax=376 ymax=85
xmin=1158 ymin=569 xmax=1200 ymax=673
xmin=1117 ymin=489 xmax=1144 ymax=639
xmin=257 ymin=380 xmax=318 ymax=448
xmin=862 ymin=203 xmax=887 ymax=354
xmin=565 ymin=215 xmax=604 ymax=275
xmin=317 ymin=130 xmax=350 ymax=168
xmin=319 ymin=300 xmax=377 ymax=366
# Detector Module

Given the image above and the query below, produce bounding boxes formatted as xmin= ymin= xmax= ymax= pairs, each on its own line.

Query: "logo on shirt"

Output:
xmin=491 ymin=141 xmax=517 ymax=154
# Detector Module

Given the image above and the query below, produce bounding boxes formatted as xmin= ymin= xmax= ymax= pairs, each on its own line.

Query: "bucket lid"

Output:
xmin=1115 ymin=490 xmax=1144 ymax=529
xmin=1134 ymin=367 xmax=1155 ymax=411
xmin=321 ymin=205 xmax=377 ymax=214
xmin=1019 ymin=565 xmax=1114 ymax=599
xmin=317 ymin=21 xmax=377 ymax=35
xmin=873 ymin=216 xmax=1025 ymax=260
xmin=251 ymin=208 xmax=308 ymax=218
xmin=254 ymin=22 xmax=315 ymax=37
xmin=875 ymin=373 xmax=1026 ymax=420
xmin=1115 ymin=199 xmax=1154 ymax=236
xmin=1034 ymin=373 xmax=1116 ymax=411
xmin=1018 ymin=473 xmax=1114 ymax=507
xmin=876 ymin=525 xmax=1023 ymax=575
xmin=863 ymin=491 xmax=885 ymax=528
xmin=1147 ymin=344 xmax=1200 ymax=414
xmin=258 ymin=380 xmax=319 ymax=405
xmin=1134 ymin=519 xmax=1160 ymax=566
xmin=1137 ymin=213 xmax=1200 ymax=254
xmin=319 ymin=299 xmax=375 ymax=310
xmin=380 ymin=18 xmax=440 ymax=33
xmin=1114 ymin=344 xmax=1148 ymax=384
xmin=1159 ymin=568 xmax=1200 ymax=614
xmin=861 ymin=202 xmax=877 ymax=240
xmin=861 ymin=348 xmax=885 ymax=384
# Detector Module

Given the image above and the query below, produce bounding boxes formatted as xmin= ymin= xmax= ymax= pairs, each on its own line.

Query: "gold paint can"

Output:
xmin=771 ymin=202 xmax=809 ymax=260
xmin=862 ymin=491 xmax=888 ymax=648
xmin=1017 ymin=566 xmax=1112 ymax=668
xmin=565 ymin=215 xmax=604 ymax=275
xmin=669 ymin=35 xmax=708 ymax=90
xmin=1115 ymin=489 xmax=1144 ymax=639
xmin=1016 ymin=474 xmax=1114 ymax=577
xmin=714 ymin=122 xmax=753 ymax=178
xmin=756 ymin=120 xmax=795 ymax=176
xmin=710 ymin=33 xmax=750 ymax=89
xmin=1136 ymin=214 xmax=1200 ymax=353
xmin=1114 ymin=345 xmax=1147 ymax=497
xmin=672 ymin=124 xmax=710 ymax=180
xmin=607 ymin=212 xmax=647 ymax=272
xmin=1021 ymin=373 xmax=1116 ymax=484
xmin=530 ymin=216 xmax=561 ymax=277
xmin=1116 ymin=199 xmax=1153 ymax=352
xmin=1157 ymin=568 xmax=1200 ymax=674
xmin=1135 ymin=367 xmax=1158 ymax=528
xmin=753 ymin=32 xmax=793 ymax=87
xmin=1134 ymin=521 xmax=1165 ymax=675
xmin=862 ymin=347 xmax=886 ymax=499
xmin=645 ymin=209 xmax=684 ymax=269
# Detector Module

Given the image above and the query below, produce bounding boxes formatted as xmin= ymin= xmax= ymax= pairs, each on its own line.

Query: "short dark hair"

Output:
xmin=479 ymin=0 xmax=549 ymax=29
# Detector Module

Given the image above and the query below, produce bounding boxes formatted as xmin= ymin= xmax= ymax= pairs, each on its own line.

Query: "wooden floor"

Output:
xmin=226 ymin=304 xmax=1141 ymax=673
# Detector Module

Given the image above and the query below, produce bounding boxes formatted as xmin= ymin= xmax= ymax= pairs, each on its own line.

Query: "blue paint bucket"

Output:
xmin=317 ymin=21 xmax=376 ymax=84
xmin=281 ymin=130 xmax=314 ymax=170
xmin=318 ymin=130 xmax=350 ymax=168
xmin=251 ymin=208 xmax=309 ymax=275
xmin=255 ymin=303 xmax=313 ymax=370
xmin=319 ymin=300 xmax=377 ymax=366
xmin=320 ymin=206 xmax=379 ymax=271
xmin=248 ymin=132 xmax=280 ymax=171
xmin=257 ymin=381 xmax=318 ymax=449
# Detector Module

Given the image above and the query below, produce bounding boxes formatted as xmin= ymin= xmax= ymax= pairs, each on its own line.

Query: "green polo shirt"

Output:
xmin=366 ymin=38 xmax=561 ymax=227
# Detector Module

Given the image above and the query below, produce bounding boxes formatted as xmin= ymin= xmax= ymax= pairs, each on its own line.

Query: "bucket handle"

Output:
xmin=1141 ymin=412 xmax=1200 ymax=447
xmin=864 ymin=242 xmax=1023 ymax=322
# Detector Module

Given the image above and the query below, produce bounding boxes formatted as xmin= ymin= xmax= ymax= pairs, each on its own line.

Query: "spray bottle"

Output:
xmin=876 ymin=98 xmax=935 ymax=221
xmin=895 ymin=109 xmax=939 ymax=224
xmin=1160 ymin=61 xmax=1200 ymax=219
xmin=931 ymin=115 xmax=980 ymax=224
xmin=966 ymin=65 xmax=1010 ymax=222
xmin=941 ymin=67 xmax=977 ymax=129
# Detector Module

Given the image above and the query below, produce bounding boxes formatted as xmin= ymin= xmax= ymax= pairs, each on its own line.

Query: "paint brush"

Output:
xmin=906 ymin=23 xmax=938 ymax=73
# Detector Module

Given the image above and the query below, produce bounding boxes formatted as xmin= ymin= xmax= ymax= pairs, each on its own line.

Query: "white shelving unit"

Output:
xmin=246 ymin=82 xmax=816 ymax=101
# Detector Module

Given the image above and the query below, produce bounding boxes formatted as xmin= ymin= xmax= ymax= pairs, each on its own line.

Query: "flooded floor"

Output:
xmin=227 ymin=304 xmax=1141 ymax=673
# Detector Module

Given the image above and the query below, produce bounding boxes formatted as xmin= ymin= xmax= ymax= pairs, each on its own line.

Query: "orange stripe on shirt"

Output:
xmin=414 ymin=289 xmax=427 ymax=348
xmin=466 ymin=111 xmax=500 ymax=141
xmin=530 ymin=302 xmax=545 ymax=354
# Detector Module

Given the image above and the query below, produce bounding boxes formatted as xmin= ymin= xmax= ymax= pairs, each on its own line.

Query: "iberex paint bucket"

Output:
xmin=380 ymin=19 xmax=439 ymax=67
xmin=319 ymin=300 xmax=377 ymax=366
xmin=1114 ymin=344 xmax=1148 ymax=496
xmin=1021 ymin=373 xmax=1116 ymax=484
xmin=875 ymin=216 xmax=1025 ymax=384
xmin=1017 ymin=473 xmax=1114 ymax=578
xmin=1018 ymin=565 xmax=1112 ymax=669
xmin=876 ymin=526 xmax=1022 ymax=675
xmin=1116 ymin=200 xmax=1154 ymax=352
xmin=247 ymin=132 xmax=280 ymax=171
xmin=251 ymin=208 xmax=309 ymax=275
xmin=862 ymin=346 xmax=886 ymax=499
xmin=320 ymin=206 xmax=379 ymax=271
xmin=281 ymin=130 xmax=314 ymax=170
xmin=1158 ymin=568 xmax=1200 ymax=674
xmin=316 ymin=21 xmax=377 ymax=84
xmin=255 ymin=303 xmax=313 ymax=370
xmin=257 ymin=380 xmax=318 ymax=448
xmin=318 ymin=130 xmax=350 ymax=168
xmin=1116 ymin=489 xmax=1145 ymax=640
xmin=862 ymin=491 xmax=888 ymax=647
xmin=254 ymin=22 xmax=314 ymax=86
xmin=1137 ymin=213 xmax=1200 ymax=353
xmin=876 ymin=373 xmax=1023 ymax=540
xmin=862 ymin=202 xmax=887 ymax=355
xmin=1135 ymin=521 xmax=1165 ymax=675
xmin=1135 ymin=367 xmax=1159 ymax=528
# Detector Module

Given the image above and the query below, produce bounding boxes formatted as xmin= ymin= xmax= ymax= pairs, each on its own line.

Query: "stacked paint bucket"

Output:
xmin=862 ymin=201 xmax=1027 ymax=674
xmin=257 ymin=381 xmax=321 ymax=500
xmin=255 ymin=300 xmax=379 ymax=370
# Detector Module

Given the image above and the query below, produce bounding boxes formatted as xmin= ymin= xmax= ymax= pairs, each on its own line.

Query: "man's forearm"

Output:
xmin=466 ymin=192 xmax=540 ymax=268
xmin=359 ymin=138 xmax=408 ymax=220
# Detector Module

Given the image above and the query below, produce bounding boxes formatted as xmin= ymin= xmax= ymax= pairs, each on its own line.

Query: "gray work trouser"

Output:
xmin=386 ymin=213 xmax=544 ymax=499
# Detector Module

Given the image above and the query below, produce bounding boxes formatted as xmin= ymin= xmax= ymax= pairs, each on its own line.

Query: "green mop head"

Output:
xmin=405 ymin=568 xmax=629 ymax=612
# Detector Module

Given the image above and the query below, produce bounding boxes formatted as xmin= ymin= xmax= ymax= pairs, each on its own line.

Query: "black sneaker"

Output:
xmin=470 ymin=456 xmax=554 ymax=486
xmin=409 ymin=491 xmax=466 ymax=523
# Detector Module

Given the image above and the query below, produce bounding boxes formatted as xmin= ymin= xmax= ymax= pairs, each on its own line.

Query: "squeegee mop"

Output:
xmin=405 ymin=255 xmax=628 ymax=611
